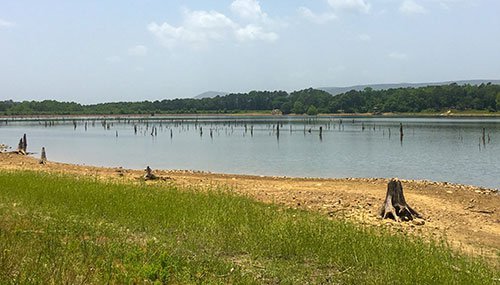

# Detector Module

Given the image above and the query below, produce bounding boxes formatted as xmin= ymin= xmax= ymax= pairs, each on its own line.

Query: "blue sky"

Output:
xmin=1 ymin=0 xmax=499 ymax=103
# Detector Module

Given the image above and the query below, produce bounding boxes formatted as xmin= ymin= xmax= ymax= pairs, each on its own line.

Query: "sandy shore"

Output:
xmin=0 ymin=152 xmax=498 ymax=263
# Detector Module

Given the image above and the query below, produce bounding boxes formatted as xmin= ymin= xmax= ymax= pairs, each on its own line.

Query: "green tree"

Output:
xmin=292 ymin=101 xmax=305 ymax=114
xmin=496 ymin=92 xmax=500 ymax=110
xmin=306 ymin=105 xmax=318 ymax=115
xmin=280 ymin=102 xmax=292 ymax=114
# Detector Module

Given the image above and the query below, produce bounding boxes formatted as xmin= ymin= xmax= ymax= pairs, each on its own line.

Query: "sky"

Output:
xmin=1 ymin=0 xmax=499 ymax=104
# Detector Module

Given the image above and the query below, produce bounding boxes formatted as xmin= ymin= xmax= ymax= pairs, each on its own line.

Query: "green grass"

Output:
xmin=0 ymin=171 xmax=498 ymax=284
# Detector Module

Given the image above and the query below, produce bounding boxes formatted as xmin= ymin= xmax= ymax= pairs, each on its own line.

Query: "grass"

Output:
xmin=0 ymin=171 xmax=498 ymax=284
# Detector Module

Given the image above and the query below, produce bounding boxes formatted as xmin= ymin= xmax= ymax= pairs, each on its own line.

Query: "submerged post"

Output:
xmin=399 ymin=123 xmax=404 ymax=143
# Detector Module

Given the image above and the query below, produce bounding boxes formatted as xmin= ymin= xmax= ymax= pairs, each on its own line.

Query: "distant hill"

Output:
xmin=194 ymin=91 xmax=228 ymax=99
xmin=318 ymin=80 xmax=500 ymax=96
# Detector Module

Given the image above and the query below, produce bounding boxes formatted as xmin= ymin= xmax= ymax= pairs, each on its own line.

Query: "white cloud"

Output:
xmin=149 ymin=3 xmax=278 ymax=49
xmin=231 ymin=0 xmax=266 ymax=20
xmin=388 ymin=52 xmax=408 ymax=60
xmin=236 ymin=24 xmax=278 ymax=41
xmin=433 ymin=0 xmax=475 ymax=10
xmin=298 ymin=7 xmax=337 ymax=24
xmin=327 ymin=0 xmax=371 ymax=14
xmin=148 ymin=10 xmax=236 ymax=48
xmin=128 ymin=45 xmax=148 ymax=56
xmin=0 ymin=18 xmax=15 ymax=28
xmin=400 ymin=0 xmax=426 ymax=14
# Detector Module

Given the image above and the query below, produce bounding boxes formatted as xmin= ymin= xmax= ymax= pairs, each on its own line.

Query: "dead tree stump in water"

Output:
xmin=380 ymin=178 xmax=422 ymax=222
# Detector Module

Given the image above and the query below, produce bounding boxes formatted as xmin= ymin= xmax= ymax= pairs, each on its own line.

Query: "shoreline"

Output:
xmin=0 ymin=152 xmax=498 ymax=263
xmin=1 ymin=111 xmax=500 ymax=120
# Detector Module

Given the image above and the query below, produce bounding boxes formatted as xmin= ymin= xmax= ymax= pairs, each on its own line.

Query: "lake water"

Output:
xmin=1 ymin=116 xmax=499 ymax=190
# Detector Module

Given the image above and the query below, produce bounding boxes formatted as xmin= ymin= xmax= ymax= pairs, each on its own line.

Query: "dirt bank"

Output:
xmin=0 ymin=153 xmax=498 ymax=264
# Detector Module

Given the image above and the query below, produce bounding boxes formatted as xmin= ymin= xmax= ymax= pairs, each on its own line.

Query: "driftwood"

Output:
xmin=380 ymin=178 xmax=422 ymax=221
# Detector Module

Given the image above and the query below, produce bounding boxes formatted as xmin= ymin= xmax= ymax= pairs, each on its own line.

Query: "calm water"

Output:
xmin=1 ymin=116 xmax=499 ymax=189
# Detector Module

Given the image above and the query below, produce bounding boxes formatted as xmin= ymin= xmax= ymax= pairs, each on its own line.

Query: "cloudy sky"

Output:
xmin=1 ymin=0 xmax=499 ymax=103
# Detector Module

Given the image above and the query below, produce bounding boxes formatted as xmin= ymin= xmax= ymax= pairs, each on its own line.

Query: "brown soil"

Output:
xmin=1 ymin=152 xmax=498 ymax=264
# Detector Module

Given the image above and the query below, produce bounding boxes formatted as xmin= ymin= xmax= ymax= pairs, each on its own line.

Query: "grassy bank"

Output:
xmin=0 ymin=171 xmax=497 ymax=284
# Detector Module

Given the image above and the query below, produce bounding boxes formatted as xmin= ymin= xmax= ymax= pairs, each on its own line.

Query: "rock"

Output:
xmin=412 ymin=219 xmax=425 ymax=226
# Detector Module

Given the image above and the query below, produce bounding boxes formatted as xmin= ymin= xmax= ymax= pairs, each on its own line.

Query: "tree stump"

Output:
xmin=39 ymin=147 xmax=47 ymax=164
xmin=144 ymin=166 xmax=157 ymax=180
xmin=16 ymin=134 xmax=27 ymax=155
xmin=17 ymin=138 xmax=24 ymax=154
xmin=22 ymin=133 xmax=27 ymax=153
xmin=380 ymin=178 xmax=422 ymax=221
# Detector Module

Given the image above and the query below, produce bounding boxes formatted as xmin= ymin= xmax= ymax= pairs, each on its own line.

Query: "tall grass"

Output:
xmin=0 ymin=171 xmax=497 ymax=284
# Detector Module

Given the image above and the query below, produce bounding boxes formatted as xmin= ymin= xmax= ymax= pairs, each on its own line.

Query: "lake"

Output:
xmin=1 ymin=116 xmax=499 ymax=190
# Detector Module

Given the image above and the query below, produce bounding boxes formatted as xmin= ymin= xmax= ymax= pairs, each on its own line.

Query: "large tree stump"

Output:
xmin=380 ymin=178 xmax=422 ymax=221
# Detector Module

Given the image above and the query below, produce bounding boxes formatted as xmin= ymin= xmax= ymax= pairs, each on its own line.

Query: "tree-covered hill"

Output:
xmin=1 ymin=83 xmax=499 ymax=115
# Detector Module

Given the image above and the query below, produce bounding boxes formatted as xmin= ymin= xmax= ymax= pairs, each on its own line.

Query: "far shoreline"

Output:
xmin=1 ymin=111 xmax=500 ymax=121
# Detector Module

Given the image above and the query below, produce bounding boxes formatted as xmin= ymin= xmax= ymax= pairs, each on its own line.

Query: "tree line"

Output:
xmin=1 ymin=83 xmax=499 ymax=115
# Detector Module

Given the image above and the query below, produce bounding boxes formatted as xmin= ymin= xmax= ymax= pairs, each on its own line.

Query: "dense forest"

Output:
xmin=1 ymin=83 xmax=499 ymax=115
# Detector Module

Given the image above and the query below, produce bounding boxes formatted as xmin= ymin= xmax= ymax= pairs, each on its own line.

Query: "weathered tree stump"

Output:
xmin=17 ymin=138 xmax=24 ymax=154
xmin=144 ymin=166 xmax=157 ymax=180
xmin=39 ymin=147 xmax=47 ymax=164
xmin=380 ymin=178 xmax=422 ymax=221
xmin=15 ymin=134 xmax=28 ymax=155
